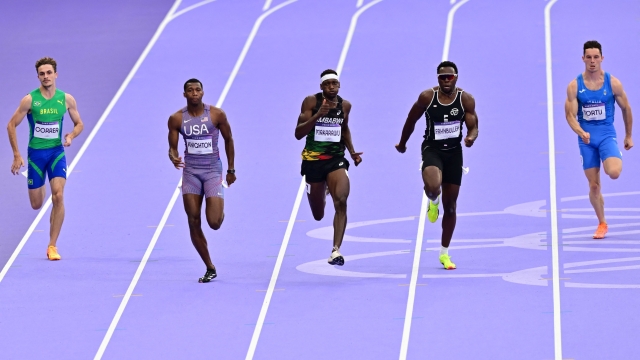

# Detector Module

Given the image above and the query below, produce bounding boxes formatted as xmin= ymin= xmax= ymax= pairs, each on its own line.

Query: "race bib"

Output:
xmin=582 ymin=103 xmax=606 ymax=121
xmin=186 ymin=138 xmax=213 ymax=154
xmin=34 ymin=122 xmax=59 ymax=139
xmin=434 ymin=121 xmax=460 ymax=140
xmin=315 ymin=125 xmax=341 ymax=142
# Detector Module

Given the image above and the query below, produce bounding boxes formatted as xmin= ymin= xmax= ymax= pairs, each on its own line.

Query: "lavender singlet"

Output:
xmin=179 ymin=104 xmax=221 ymax=169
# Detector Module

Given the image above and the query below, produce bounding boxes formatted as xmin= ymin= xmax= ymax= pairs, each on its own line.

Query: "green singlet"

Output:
xmin=27 ymin=88 xmax=66 ymax=149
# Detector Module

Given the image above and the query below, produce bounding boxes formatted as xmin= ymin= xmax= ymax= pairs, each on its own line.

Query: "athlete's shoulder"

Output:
xmin=342 ymin=99 xmax=351 ymax=111
xmin=418 ymin=88 xmax=436 ymax=103
xmin=209 ymin=104 xmax=226 ymax=116
xmin=301 ymin=94 xmax=319 ymax=110
xmin=566 ymin=78 xmax=578 ymax=94
xmin=609 ymin=75 xmax=625 ymax=95
xmin=169 ymin=109 xmax=183 ymax=122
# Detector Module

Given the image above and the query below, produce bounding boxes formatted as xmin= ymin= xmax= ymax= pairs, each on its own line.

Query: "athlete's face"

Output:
xmin=320 ymin=79 xmax=340 ymax=99
xmin=37 ymin=65 xmax=57 ymax=88
xmin=184 ymin=82 xmax=204 ymax=105
xmin=437 ymin=67 xmax=457 ymax=93
xmin=582 ymin=48 xmax=603 ymax=73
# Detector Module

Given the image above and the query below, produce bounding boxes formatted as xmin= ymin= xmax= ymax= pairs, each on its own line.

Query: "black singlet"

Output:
xmin=423 ymin=88 xmax=465 ymax=150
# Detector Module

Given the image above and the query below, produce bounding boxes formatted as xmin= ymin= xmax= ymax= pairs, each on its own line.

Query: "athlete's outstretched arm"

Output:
xmin=295 ymin=95 xmax=330 ymax=140
xmin=63 ymin=94 xmax=84 ymax=147
xmin=340 ymin=101 xmax=362 ymax=166
xmin=611 ymin=76 xmax=634 ymax=150
xmin=565 ymin=80 xmax=590 ymax=144
xmin=167 ymin=112 xmax=184 ymax=169
xmin=461 ymin=92 xmax=478 ymax=147
xmin=395 ymin=90 xmax=432 ymax=153
xmin=6 ymin=95 xmax=31 ymax=175
xmin=215 ymin=107 xmax=236 ymax=186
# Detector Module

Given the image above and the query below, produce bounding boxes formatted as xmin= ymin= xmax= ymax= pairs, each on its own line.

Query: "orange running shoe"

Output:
xmin=593 ymin=223 xmax=608 ymax=239
xmin=47 ymin=246 xmax=61 ymax=261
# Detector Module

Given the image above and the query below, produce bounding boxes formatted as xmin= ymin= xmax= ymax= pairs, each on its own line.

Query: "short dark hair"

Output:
xmin=583 ymin=40 xmax=602 ymax=55
xmin=35 ymin=57 xmax=57 ymax=73
xmin=320 ymin=69 xmax=338 ymax=77
xmin=437 ymin=61 xmax=458 ymax=74
xmin=184 ymin=78 xmax=203 ymax=91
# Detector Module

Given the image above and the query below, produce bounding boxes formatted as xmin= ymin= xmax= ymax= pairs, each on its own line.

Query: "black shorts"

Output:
xmin=301 ymin=156 xmax=350 ymax=183
xmin=421 ymin=145 xmax=463 ymax=186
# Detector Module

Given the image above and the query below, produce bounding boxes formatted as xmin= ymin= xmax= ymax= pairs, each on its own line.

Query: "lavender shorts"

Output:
xmin=182 ymin=162 xmax=224 ymax=199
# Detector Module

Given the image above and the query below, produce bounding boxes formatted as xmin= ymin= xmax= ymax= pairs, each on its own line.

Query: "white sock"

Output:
xmin=430 ymin=196 xmax=440 ymax=205
xmin=440 ymin=246 xmax=448 ymax=256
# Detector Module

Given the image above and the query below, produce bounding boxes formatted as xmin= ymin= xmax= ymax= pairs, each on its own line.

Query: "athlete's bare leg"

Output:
xmin=441 ymin=183 xmax=460 ymax=248
xmin=326 ymin=169 xmax=350 ymax=250
xmin=422 ymin=166 xmax=442 ymax=201
xmin=205 ymin=196 xmax=224 ymax=230
xmin=602 ymin=157 xmax=622 ymax=179
xmin=585 ymin=167 xmax=606 ymax=224
xmin=28 ymin=185 xmax=46 ymax=210
xmin=307 ymin=181 xmax=328 ymax=221
xmin=183 ymin=194 xmax=215 ymax=269
xmin=47 ymin=177 xmax=66 ymax=247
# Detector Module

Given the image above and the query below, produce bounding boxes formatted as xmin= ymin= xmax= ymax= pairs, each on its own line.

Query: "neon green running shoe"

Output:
xmin=439 ymin=254 xmax=456 ymax=270
xmin=427 ymin=198 xmax=439 ymax=223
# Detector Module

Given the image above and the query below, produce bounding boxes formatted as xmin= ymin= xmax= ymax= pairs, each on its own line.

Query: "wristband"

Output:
xmin=227 ymin=169 xmax=235 ymax=174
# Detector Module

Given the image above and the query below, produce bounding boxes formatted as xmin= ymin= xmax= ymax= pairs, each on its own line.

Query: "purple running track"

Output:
xmin=0 ymin=1 xmax=638 ymax=359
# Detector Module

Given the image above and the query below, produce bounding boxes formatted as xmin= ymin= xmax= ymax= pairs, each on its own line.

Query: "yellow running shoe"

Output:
xmin=427 ymin=198 xmax=439 ymax=223
xmin=439 ymin=254 xmax=456 ymax=270
xmin=47 ymin=246 xmax=61 ymax=261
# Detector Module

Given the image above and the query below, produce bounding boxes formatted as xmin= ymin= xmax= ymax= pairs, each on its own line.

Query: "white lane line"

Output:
xmin=245 ymin=1 xmax=385 ymax=359
xmin=93 ymin=183 xmax=182 ymax=360
xmin=0 ymin=0 xmax=184 ymax=285
xmin=218 ymin=0 xmax=298 ymax=107
xmin=171 ymin=0 xmax=217 ymax=20
xmin=93 ymin=1 xmax=299 ymax=359
xmin=262 ymin=0 xmax=272 ymax=11
xmin=336 ymin=0 xmax=384 ymax=77
xmin=544 ymin=1 xmax=562 ymax=359
xmin=356 ymin=0 xmax=365 ymax=8
xmin=399 ymin=1 xmax=469 ymax=359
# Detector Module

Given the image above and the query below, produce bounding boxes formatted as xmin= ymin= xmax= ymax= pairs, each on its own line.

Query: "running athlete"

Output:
xmin=565 ymin=40 xmax=634 ymax=239
xmin=295 ymin=69 xmax=363 ymax=266
xmin=395 ymin=61 xmax=478 ymax=270
xmin=7 ymin=57 xmax=84 ymax=261
xmin=168 ymin=79 xmax=235 ymax=283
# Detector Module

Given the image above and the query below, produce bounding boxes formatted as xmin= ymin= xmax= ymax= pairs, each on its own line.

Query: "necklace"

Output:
xmin=438 ymin=86 xmax=457 ymax=98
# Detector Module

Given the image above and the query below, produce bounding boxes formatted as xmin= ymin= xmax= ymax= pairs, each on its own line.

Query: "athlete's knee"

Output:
xmin=207 ymin=218 xmax=222 ymax=230
xmin=51 ymin=191 xmax=64 ymax=207
xmin=332 ymin=194 xmax=348 ymax=211
xmin=312 ymin=208 xmax=325 ymax=221
xmin=588 ymin=180 xmax=601 ymax=193
xmin=443 ymin=202 xmax=457 ymax=215
xmin=29 ymin=198 xmax=43 ymax=210
xmin=187 ymin=215 xmax=202 ymax=229
xmin=607 ymin=169 xmax=621 ymax=180
xmin=424 ymin=185 xmax=440 ymax=199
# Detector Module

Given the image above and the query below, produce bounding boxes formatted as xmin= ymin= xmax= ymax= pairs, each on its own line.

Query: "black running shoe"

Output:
xmin=328 ymin=249 xmax=345 ymax=266
xmin=199 ymin=268 xmax=217 ymax=283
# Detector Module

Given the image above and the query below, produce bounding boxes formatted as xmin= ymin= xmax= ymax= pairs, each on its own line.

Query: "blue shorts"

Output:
xmin=578 ymin=125 xmax=622 ymax=170
xmin=27 ymin=146 xmax=67 ymax=189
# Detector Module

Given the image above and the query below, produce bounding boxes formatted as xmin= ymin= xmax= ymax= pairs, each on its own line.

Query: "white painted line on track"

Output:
xmin=544 ymin=1 xmax=563 ymax=359
xmin=399 ymin=1 xmax=469 ymax=359
xmin=171 ymin=0 xmax=217 ymax=20
xmin=93 ymin=1 xmax=298 ymax=359
xmin=245 ymin=1 xmax=385 ymax=359
xmin=0 ymin=0 xmax=184 ymax=285
xmin=262 ymin=0 xmax=272 ymax=11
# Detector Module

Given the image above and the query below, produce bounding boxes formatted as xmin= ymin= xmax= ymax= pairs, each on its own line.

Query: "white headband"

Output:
xmin=320 ymin=73 xmax=339 ymax=84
